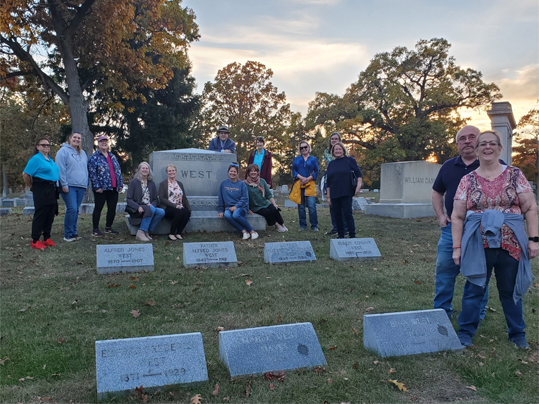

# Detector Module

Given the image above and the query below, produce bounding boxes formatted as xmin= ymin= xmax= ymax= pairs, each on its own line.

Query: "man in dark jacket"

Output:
xmin=209 ymin=125 xmax=235 ymax=153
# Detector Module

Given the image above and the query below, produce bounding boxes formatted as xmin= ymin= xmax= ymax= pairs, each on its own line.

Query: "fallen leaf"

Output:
xmin=129 ymin=284 xmax=136 ymax=289
xmin=19 ymin=306 xmax=31 ymax=312
xmin=373 ymin=360 xmax=380 ymax=365
xmin=266 ymin=276 xmax=273 ymax=279
xmin=107 ymin=283 xmax=120 ymax=288
xmin=57 ymin=338 xmax=65 ymax=344
xmin=42 ymin=364 xmax=46 ymax=369
xmin=245 ymin=279 xmax=253 ymax=286
xmin=466 ymin=385 xmax=477 ymax=391
xmin=176 ymin=256 xmax=180 ymax=260
xmin=131 ymin=309 xmax=141 ymax=318
xmin=365 ymin=307 xmax=374 ymax=312
xmin=245 ymin=380 xmax=251 ymax=398
xmin=352 ymin=362 xmax=359 ymax=369
xmin=479 ymin=362 xmax=484 ymax=367
xmin=18 ymin=376 xmax=34 ymax=382
xmin=144 ymin=300 xmax=156 ymax=306
xmin=488 ymin=307 xmax=497 ymax=312
xmin=190 ymin=393 xmax=203 ymax=404
xmin=352 ymin=327 xmax=358 ymax=336
xmin=216 ymin=326 xmax=225 ymax=332
xmin=388 ymin=368 xmax=397 ymax=374
xmin=519 ymin=359 xmax=528 ymax=364
xmin=276 ymin=315 xmax=282 ymax=322
xmin=212 ymin=383 xmax=219 ymax=396
xmin=314 ymin=366 xmax=326 ymax=374
xmin=169 ymin=392 xmax=175 ymax=398
xmin=0 ymin=357 xmax=9 ymax=365
xmin=129 ymin=276 xmax=139 ymax=281
xmin=515 ymin=370 xmax=522 ymax=377
xmin=83 ymin=310 xmax=92 ymax=314
xmin=414 ymin=280 xmax=421 ymax=285
xmin=327 ymin=378 xmax=333 ymax=384
xmin=223 ymin=397 xmax=230 ymax=402
xmin=71 ymin=300 xmax=78 ymax=305
xmin=264 ymin=370 xmax=285 ymax=381
xmin=169 ymin=280 xmax=179 ymax=285
xmin=329 ymin=346 xmax=336 ymax=351
xmin=269 ymin=383 xmax=275 ymax=390
xmin=388 ymin=379 xmax=407 ymax=391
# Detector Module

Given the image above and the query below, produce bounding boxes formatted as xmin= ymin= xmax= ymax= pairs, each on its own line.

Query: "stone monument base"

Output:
xmin=365 ymin=203 xmax=434 ymax=219
xmin=125 ymin=211 xmax=266 ymax=235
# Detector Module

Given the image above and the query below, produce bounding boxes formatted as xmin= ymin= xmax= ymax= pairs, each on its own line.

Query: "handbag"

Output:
xmin=347 ymin=157 xmax=358 ymax=188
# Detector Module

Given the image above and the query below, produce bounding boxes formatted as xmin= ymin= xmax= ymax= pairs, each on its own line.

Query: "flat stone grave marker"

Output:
xmin=1 ymin=199 xmax=15 ymax=207
xmin=264 ymin=241 xmax=316 ymax=264
xmin=96 ymin=244 xmax=154 ymax=274
xmin=330 ymin=238 xmax=381 ymax=261
xmin=183 ymin=241 xmax=237 ymax=268
xmin=0 ymin=208 xmax=12 ymax=216
xmin=284 ymin=199 xmax=297 ymax=208
xmin=363 ymin=309 xmax=462 ymax=358
xmin=95 ymin=333 xmax=208 ymax=399
xmin=219 ymin=323 xmax=326 ymax=377
xmin=23 ymin=207 xmax=35 ymax=215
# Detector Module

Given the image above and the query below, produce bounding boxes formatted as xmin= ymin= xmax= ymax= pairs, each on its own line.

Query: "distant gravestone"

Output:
xmin=95 ymin=333 xmax=208 ymax=399
xmin=0 ymin=208 xmax=12 ymax=216
xmin=96 ymin=244 xmax=154 ymax=274
xmin=280 ymin=185 xmax=289 ymax=194
xmin=219 ymin=323 xmax=326 ymax=377
xmin=352 ymin=197 xmax=369 ymax=211
xmin=363 ymin=309 xmax=462 ymax=358
xmin=330 ymin=238 xmax=381 ymax=261
xmin=264 ymin=241 xmax=316 ymax=264
xmin=284 ymin=199 xmax=297 ymax=208
xmin=116 ymin=202 xmax=127 ymax=214
xmin=2 ymin=199 xmax=15 ymax=207
xmin=23 ymin=207 xmax=35 ymax=216
xmin=79 ymin=203 xmax=94 ymax=214
xmin=183 ymin=241 xmax=237 ymax=268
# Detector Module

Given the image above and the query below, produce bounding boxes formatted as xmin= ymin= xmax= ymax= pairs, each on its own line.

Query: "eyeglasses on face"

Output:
xmin=478 ymin=142 xmax=499 ymax=148
xmin=38 ymin=143 xmax=50 ymax=147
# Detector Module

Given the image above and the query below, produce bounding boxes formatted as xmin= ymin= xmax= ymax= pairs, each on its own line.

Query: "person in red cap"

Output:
xmin=88 ymin=135 xmax=124 ymax=236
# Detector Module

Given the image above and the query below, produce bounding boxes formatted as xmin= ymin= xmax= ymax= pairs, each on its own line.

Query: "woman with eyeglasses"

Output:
xmin=452 ymin=130 xmax=538 ymax=349
xmin=55 ymin=131 xmax=88 ymax=242
xmin=22 ymin=137 xmax=60 ymax=250
xmin=292 ymin=141 xmax=319 ymax=231
xmin=218 ymin=162 xmax=259 ymax=240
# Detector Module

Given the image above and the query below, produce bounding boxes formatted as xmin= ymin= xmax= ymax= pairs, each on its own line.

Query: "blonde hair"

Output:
xmin=165 ymin=164 xmax=177 ymax=172
xmin=477 ymin=130 xmax=503 ymax=149
xmin=331 ymin=141 xmax=348 ymax=157
xmin=134 ymin=162 xmax=153 ymax=181
xmin=298 ymin=141 xmax=311 ymax=154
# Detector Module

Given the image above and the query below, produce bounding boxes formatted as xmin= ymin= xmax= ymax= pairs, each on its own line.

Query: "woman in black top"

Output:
xmin=326 ymin=142 xmax=362 ymax=238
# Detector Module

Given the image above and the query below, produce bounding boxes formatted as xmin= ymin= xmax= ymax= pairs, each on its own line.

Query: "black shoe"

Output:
xmin=92 ymin=229 xmax=104 ymax=237
xmin=325 ymin=229 xmax=338 ymax=235
xmin=104 ymin=227 xmax=119 ymax=234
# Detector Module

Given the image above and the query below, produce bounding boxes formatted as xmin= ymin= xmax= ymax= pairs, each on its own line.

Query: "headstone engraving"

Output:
xmin=96 ymin=244 xmax=154 ymax=274
xmin=1 ymin=199 xmax=15 ymax=207
xmin=330 ymin=238 xmax=381 ymax=261
xmin=95 ymin=333 xmax=208 ymax=399
xmin=352 ymin=197 xmax=369 ymax=211
xmin=0 ymin=208 xmax=12 ymax=216
xmin=23 ymin=207 xmax=35 ymax=215
xmin=363 ymin=309 xmax=462 ymax=358
xmin=183 ymin=241 xmax=237 ymax=268
xmin=264 ymin=241 xmax=316 ymax=264
xmin=219 ymin=323 xmax=326 ymax=377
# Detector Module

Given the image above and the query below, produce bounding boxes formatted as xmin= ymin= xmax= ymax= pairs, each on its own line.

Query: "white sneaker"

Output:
xmin=242 ymin=232 xmax=250 ymax=240
xmin=136 ymin=230 xmax=150 ymax=242
xmin=282 ymin=225 xmax=288 ymax=232
xmin=250 ymin=232 xmax=259 ymax=240
xmin=276 ymin=224 xmax=286 ymax=232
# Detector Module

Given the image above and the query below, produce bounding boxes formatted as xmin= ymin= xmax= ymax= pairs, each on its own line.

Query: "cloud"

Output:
xmin=496 ymin=64 xmax=539 ymax=101
xmin=290 ymin=0 xmax=341 ymax=4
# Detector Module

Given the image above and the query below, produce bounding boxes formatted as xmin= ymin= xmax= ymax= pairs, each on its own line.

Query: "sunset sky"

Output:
xmin=182 ymin=0 xmax=538 ymax=132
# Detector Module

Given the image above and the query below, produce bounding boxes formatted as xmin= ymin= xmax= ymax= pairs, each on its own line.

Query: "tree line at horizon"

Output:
xmin=1 ymin=0 xmax=537 ymax=193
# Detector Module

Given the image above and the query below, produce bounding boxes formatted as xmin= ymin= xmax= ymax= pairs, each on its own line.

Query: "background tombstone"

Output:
xmin=363 ymin=309 xmax=462 ymax=357
xmin=487 ymin=101 xmax=516 ymax=165
xmin=0 ymin=208 xmax=12 ymax=216
xmin=183 ymin=241 xmax=238 ymax=268
xmin=219 ymin=323 xmax=326 ymax=377
xmin=96 ymin=244 xmax=154 ymax=274
xmin=95 ymin=333 xmax=208 ymax=399
xmin=264 ymin=241 xmax=316 ymax=264
xmin=365 ymin=161 xmax=441 ymax=218
xmin=330 ymin=238 xmax=381 ymax=261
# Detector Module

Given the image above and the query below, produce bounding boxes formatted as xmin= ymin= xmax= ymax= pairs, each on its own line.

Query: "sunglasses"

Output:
xmin=38 ymin=144 xmax=50 ymax=147
xmin=300 ymin=146 xmax=308 ymax=150
xmin=229 ymin=163 xmax=239 ymax=167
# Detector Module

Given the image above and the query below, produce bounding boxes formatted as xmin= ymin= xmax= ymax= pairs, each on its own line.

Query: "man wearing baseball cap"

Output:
xmin=209 ymin=125 xmax=235 ymax=153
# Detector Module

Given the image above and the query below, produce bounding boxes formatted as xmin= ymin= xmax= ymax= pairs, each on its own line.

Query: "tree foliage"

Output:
xmin=198 ymin=61 xmax=292 ymax=167
xmin=514 ymin=107 xmax=539 ymax=186
xmin=306 ymin=38 xmax=502 ymax=182
xmin=1 ymin=0 xmax=199 ymax=157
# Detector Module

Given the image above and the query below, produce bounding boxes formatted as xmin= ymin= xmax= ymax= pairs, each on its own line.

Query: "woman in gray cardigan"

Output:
xmin=126 ymin=162 xmax=165 ymax=242
xmin=158 ymin=164 xmax=191 ymax=240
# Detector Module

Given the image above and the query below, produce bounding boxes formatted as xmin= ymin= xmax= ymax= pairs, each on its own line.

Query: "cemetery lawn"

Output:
xmin=1 ymin=205 xmax=538 ymax=404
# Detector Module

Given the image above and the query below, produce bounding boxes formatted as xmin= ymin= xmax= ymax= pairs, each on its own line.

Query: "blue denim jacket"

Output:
xmin=461 ymin=210 xmax=533 ymax=303
xmin=88 ymin=150 xmax=124 ymax=191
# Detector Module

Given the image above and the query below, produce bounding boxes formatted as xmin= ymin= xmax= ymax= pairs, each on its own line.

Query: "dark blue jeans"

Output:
xmin=331 ymin=195 xmax=355 ymax=238
xmin=298 ymin=189 xmax=317 ymax=229
xmin=458 ymin=248 xmax=525 ymax=343
xmin=329 ymin=203 xmax=348 ymax=233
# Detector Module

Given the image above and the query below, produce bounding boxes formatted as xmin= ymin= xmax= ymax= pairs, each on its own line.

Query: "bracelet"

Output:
xmin=452 ymin=246 xmax=461 ymax=249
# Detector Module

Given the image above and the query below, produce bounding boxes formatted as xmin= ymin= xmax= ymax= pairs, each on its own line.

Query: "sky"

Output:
xmin=182 ymin=0 xmax=538 ymax=131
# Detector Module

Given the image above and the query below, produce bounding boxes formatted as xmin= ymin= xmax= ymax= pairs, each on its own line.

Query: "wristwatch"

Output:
xmin=529 ymin=237 xmax=539 ymax=242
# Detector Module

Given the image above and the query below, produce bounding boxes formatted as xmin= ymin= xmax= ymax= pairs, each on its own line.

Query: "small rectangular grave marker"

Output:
xmin=183 ymin=241 xmax=237 ymax=268
xmin=219 ymin=323 xmax=326 ymax=377
xmin=264 ymin=241 xmax=316 ymax=264
xmin=96 ymin=244 xmax=154 ymax=274
xmin=284 ymin=199 xmax=297 ymax=208
xmin=96 ymin=333 xmax=208 ymax=399
xmin=330 ymin=238 xmax=381 ymax=261
xmin=363 ymin=309 xmax=462 ymax=357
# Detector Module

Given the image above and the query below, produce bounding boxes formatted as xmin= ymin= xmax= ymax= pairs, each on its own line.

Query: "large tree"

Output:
xmin=306 ymin=38 xmax=502 ymax=171
xmin=514 ymin=107 xmax=539 ymax=190
xmin=198 ymin=61 xmax=291 ymax=166
xmin=1 ymin=0 xmax=199 ymax=157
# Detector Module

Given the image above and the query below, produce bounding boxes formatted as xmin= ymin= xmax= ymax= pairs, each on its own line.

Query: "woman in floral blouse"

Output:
xmin=158 ymin=164 xmax=191 ymax=241
xmin=451 ymin=130 xmax=538 ymax=349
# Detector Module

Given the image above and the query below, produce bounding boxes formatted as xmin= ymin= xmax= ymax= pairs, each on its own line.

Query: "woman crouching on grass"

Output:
xmin=218 ymin=162 xmax=258 ymax=240
xmin=245 ymin=164 xmax=287 ymax=232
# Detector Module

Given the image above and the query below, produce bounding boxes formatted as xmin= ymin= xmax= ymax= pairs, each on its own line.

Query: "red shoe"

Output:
xmin=31 ymin=241 xmax=46 ymax=250
xmin=43 ymin=239 xmax=56 ymax=247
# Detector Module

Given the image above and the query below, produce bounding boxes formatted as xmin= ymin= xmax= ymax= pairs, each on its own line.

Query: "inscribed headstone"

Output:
xmin=264 ymin=241 xmax=316 ymax=264
xmin=95 ymin=333 xmax=208 ymax=399
xmin=96 ymin=244 xmax=154 ymax=274
xmin=219 ymin=323 xmax=326 ymax=377
xmin=330 ymin=238 xmax=381 ymax=261
xmin=363 ymin=309 xmax=462 ymax=358
xmin=183 ymin=241 xmax=237 ymax=268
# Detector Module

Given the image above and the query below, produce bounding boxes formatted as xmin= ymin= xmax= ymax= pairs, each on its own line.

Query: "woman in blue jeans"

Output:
xmin=126 ymin=162 xmax=165 ymax=242
xmin=218 ymin=163 xmax=259 ymax=240
xmin=292 ymin=141 xmax=319 ymax=231
xmin=55 ymin=131 xmax=88 ymax=242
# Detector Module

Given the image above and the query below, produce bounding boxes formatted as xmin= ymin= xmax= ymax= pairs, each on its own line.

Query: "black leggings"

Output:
xmin=255 ymin=204 xmax=284 ymax=226
xmin=92 ymin=190 xmax=119 ymax=229
xmin=164 ymin=206 xmax=191 ymax=234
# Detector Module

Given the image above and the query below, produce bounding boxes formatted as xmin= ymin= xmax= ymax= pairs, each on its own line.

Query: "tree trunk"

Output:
xmin=2 ymin=163 xmax=7 ymax=198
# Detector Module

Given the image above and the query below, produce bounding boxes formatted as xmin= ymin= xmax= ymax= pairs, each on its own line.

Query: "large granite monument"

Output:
xmin=365 ymin=161 xmax=441 ymax=219
xmin=125 ymin=148 xmax=265 ymax=234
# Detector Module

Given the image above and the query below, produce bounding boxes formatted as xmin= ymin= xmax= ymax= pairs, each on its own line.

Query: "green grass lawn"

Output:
xmin=0 ymin=205 xmax=538 ymax=403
